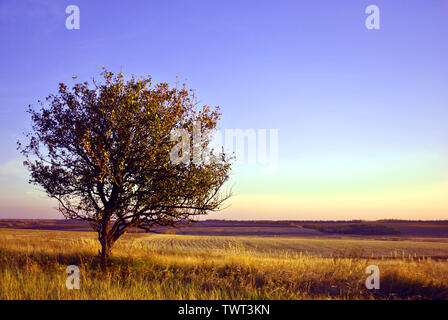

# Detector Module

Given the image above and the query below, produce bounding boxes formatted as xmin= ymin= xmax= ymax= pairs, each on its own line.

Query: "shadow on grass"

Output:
xmin=370 ymin=273 xmax=448 ymax=300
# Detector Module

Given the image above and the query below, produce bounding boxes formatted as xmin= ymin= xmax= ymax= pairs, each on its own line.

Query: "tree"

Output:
xmin=19 ymin=69 xmax=232 ymax=271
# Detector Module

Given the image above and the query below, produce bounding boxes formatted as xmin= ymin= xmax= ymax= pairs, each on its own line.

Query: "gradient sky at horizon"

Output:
xmin=0 ymin=0 xmax=447 ymax=220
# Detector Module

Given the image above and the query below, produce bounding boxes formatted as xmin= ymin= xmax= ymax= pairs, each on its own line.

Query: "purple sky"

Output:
xmin=0 ymin=0 xmax=447 ymax=220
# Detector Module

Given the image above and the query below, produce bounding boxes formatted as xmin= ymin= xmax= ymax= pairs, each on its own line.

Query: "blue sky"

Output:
xmin=0 ymin=0 xmax=447 ymax=219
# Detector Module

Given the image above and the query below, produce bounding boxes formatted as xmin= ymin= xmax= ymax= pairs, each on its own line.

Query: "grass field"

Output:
xmin=0 ymin=228 xmax=447 ymax=300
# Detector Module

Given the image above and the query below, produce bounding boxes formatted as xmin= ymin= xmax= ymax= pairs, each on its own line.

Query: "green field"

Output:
xmin=0 ymin=228 xmax=447 ymax=299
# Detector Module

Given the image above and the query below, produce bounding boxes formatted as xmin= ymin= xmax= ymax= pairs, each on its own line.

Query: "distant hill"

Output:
xmin=1 ymin=219 xmax=447 ymax=238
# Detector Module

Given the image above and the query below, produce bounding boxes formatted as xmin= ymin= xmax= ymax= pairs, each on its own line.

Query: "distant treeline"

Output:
xmin=302 ymin=223 xmax=402 ymax=236
xmin=205 ymin=219 xmax=448 ymax=224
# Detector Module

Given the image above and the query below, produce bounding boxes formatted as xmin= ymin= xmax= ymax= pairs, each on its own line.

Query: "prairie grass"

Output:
xmin=0 ymin=229 xmax=447 ymax=299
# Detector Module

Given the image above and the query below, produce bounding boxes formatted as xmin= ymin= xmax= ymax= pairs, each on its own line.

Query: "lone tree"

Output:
xmin=19 ymin=69 xmax=232 ymax=271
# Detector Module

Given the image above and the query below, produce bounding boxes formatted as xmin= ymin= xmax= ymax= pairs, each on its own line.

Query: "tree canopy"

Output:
xmin=19 ymin=69 xmax=232 ymax=270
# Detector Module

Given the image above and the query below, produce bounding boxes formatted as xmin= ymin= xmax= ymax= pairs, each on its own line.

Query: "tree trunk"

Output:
xmin=99 ymin=215 xmax=112 ymax=272
xmin=100 ymin=238 xmax=111 ymax=272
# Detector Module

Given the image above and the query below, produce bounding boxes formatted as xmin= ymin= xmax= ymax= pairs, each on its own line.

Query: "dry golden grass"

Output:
xmin=0 ymin=228 xmax=447 ymax=299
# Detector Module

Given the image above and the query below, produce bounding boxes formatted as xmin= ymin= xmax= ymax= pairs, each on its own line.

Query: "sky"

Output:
xmin=0 ymin=0 xmax=447 ymax=220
